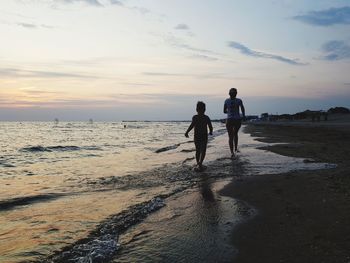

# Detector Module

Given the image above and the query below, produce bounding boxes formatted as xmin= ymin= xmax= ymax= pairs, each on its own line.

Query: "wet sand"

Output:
xmin=114 ymin=179 xmax=253 ymax=263
xmin=28 ymin=120 xmax=350 ymax=262
xmin=221 ymin=121 xmax=350 ymax=262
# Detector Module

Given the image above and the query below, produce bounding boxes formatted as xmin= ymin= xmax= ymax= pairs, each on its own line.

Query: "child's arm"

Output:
xmin=185 ymin=117 xmax=195 ymax=138
xmin=240 ymin=101 xmax=246 ymax=120
xmin=223 ymin=101 xmax=228 ymax=113
xmin=208 ymin=117 xmax=213 ymax=135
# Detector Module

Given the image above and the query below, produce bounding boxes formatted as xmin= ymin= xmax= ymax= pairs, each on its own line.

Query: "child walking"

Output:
xmin=185 ymin=101 xmax=213 ymax=171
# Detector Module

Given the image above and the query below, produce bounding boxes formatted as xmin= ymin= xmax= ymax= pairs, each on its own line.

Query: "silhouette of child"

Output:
xmin=185 ymin=101 xmax=213 ymax=171
xmin=224 ymin=88 xmax=245 ymax=158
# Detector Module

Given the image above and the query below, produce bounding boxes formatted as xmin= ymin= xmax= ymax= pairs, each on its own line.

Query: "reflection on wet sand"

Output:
xmin=199 ymin=175 xmax=216 ymax=202
xmin=115 ymin=180 xmax=249 ymax=263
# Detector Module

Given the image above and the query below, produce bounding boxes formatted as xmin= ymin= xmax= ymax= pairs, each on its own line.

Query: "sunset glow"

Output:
xmin=1 ymin=0 xmax=349 ymax=120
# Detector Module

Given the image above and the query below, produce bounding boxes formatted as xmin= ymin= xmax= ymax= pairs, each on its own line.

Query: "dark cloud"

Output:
xmin=292 ymin=6 xmax=350 ymax=26
xmin=321 ymin=40 xmax=350 ymax=61
xmin=227 ymin=41 xmax=307 ymax=65
xmin=174 ymin=23 xmax=190 ymax=30
xmin=0 ymin=67 xmax=97 ymax=79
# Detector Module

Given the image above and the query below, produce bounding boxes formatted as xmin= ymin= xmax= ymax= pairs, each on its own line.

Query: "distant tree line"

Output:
xmin=259 ymin=106 xmax=349 ymax=122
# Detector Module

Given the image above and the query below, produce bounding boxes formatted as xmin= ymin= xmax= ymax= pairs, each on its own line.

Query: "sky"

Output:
xmin=0 ymin=0 xmax=350 ymax=121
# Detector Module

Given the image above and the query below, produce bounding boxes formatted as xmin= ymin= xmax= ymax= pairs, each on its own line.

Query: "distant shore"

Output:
xmin=221 ymin=120 xmax=350 ymax=262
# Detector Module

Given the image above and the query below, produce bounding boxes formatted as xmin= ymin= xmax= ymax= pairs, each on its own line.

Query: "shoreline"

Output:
xmin=220 ymin=122 xmax=350 ymax=262
xmin=5 ymin=121 xmax=349 ymax=262
xmin=38 ymin=131 xmax=246 ymax=263
xmin=115 ymin=178 xmax=255 ymax=262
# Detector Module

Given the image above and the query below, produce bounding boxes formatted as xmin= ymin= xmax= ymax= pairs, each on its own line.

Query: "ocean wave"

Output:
xmin=45 ymin=197 xmax=166 ymax=263
xmin=38 ymin=155 xmax=246 ymax=262
xmin=41 ymin=155 xmax=245 ymax=263
xmin=0 ymin=160 xmax=16 ymax=168
xmin=20 ymin=145 xmax=102 ymax=153
xmin=155 ymin=144 xmax=180 ymax=153
xmin=181 ymin=149 xmax=195 ymax=153
xmin=155 ymin=140 xmax=193 ymax=153
xmin=154 ymin=129 xmax=225 ymax=154
xmin=0 ymin=193 xmax=65 ymax=211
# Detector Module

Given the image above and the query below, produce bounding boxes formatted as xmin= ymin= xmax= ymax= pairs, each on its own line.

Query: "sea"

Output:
xmin=0 ymin=121 xmax=335 ymax=263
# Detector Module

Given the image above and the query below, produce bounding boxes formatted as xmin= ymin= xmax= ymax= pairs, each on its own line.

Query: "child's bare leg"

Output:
xmin=226 ymin=121 xmax=234 ymax=155
xmin=195 ymin=141 xmax=200 ymax=165
xmin=228 ymin=129 xmax=234 ymax=155
xmin=233 ymin=129 xmax=239 ymax=152
xmin=199 ymin=143 xmax=207 ymax=167
xmin=233 ymin=121 xmax=242 ymax=152
xmin=195 ymin=150 xmax=200 ymax=165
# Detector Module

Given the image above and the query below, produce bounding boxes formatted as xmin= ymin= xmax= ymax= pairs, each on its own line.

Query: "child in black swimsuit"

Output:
xmin=185 ymin=101 xmax=213 ymax=171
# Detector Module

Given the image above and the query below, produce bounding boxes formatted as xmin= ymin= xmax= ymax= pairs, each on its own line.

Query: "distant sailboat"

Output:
xmin=89 ymin=118 xmax=93 ymax=124
xmin=54 ymin=118 xmax=59 ymax=125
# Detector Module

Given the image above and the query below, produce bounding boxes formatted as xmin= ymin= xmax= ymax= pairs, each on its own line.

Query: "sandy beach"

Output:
xmin=2 ymin=119 xmax=349 ymax=262
xmin=44 ymin=119 xmax=350 ymax=263
xmin=221 ymin=118 xmax=350 ymax=262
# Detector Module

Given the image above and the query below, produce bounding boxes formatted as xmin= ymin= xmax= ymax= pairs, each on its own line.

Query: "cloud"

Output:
xmin=142 ymin=71 xmax=237 ymax=80
xmin=321 ymin=40 xmax=350 ymax=61
xmin=130 ymin=6 xmax=151 ymax=15
xmin=19 ymin=88 xmax=64 ymax=95
xmin=92 ymin=0 xmax=152 ymax=15
xmin=110 ymin=0 xmax=124 ymax=6
xmin=152 ymin=33 xmax=235 ymax=63
xmin=120 ymin=82 xmax=152 ymax=86
xmin=0 ymin=19 xmax=55 ymax=29
xmin=227 ymin=41 xmax=307 ymax=65
xmin=19 ymin=0 xmax=153 ymax=17
xmin=14 ymin=22 xmax=55 ymax=29
xmin=0 ymin=93 xmax=193 ymax=109
xmin=55 ymin=0 xmax=151 ymax=15
xmin=16 ymin=22 xmax=37 ymax=28
xmin=56 ymin=0 xmax=103 ymax=6
xmin=143 ymin=72 xmax=192 ymax=77
xmin=175 ymin=23 xmax=190 ymax=30
xmin=292 ymin=6 xmax=350 ymax=26
xmin=0 ymin=67 xmax=97 ymax=79
xmin=174 ymin=23 xmax=195 ymax=37
xmin=188 ymin=54 xmax=219 ymax=61
xmin=157 ymin=33 xmax=219 ymax=56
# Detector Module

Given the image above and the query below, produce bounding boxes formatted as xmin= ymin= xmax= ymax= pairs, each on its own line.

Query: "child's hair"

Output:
xmin=196 ymin=101 xmax=206 ymax=113
xmin=229 ymin=88 xmax=237 ymax=98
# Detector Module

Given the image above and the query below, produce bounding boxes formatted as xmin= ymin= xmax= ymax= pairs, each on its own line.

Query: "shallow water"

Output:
xmin=0 ymin=122 xmax=335 ymax=262
xmin=115 ymin=179 xmax=253 ymax=263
